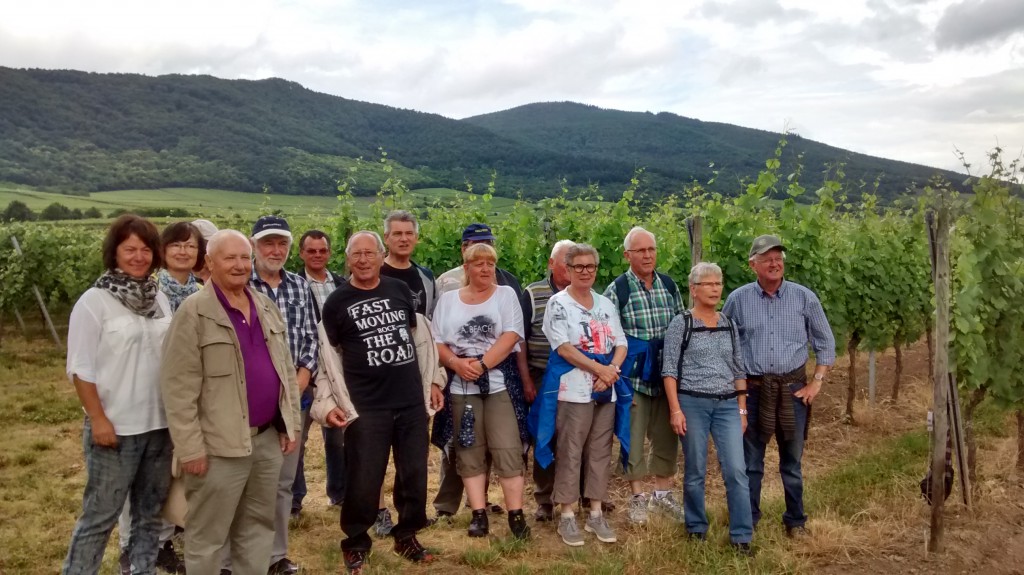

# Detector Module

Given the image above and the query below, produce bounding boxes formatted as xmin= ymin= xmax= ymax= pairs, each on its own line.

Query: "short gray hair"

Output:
xmin=550 ymin=239 xmax=575 ymax=260
xmin=207 ymin=229 xmax=251 ymax=258
xmin=384 ymin=210 xmax=419 ymax=235
xmin=688 ymin=262 xmax=723 ymax=285
xmin=623 ymin=226 xmax=656 ymax=251
xmin=346 ymin=230 xmax=385 ymax=255
xmin=748 ymin=250 xmax=786 ymax=264
xmin=565 ymin=243 xmax=600 ymax=266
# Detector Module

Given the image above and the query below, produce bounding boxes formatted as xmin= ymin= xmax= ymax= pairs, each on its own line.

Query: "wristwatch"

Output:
xmin=739 ymin=409 xmax=748 ymax=415
xmin=813 ymin=373 xmax=825 ymax=382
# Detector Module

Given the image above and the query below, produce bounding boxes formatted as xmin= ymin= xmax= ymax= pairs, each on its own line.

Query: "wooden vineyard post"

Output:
xmin=926 ymin=208 xmax=951 ymax=553
xmin=10 ymin=235 xmax=63 ymax=349
xmin=685 ymin=216 xmax=703 ymax=308
xmin=868 ymin=350 xmax=877 ymax=406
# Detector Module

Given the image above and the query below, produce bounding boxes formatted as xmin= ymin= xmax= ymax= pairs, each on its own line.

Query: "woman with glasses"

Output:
xmin=156 ymin=222 xmax=204 ymax=311
xmin=661 ymin=262 xmax=753 ymax=554
xmin=537 ymin=244 xmax=627 ymax=547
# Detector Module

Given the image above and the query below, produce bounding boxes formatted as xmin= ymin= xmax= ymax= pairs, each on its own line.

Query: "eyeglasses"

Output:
xmin=304 ymin=248 xmax=329 ymax=255
xmin=348 ymin=251 xmax=379 ymax=261
xmin=626 ymin=247 xmax=657 ymax=255
xmin=757 ymin=256 xmax=784 ymax=265
xmin=570 ymin=264 xmax=597 ymax=273
xmin=693 ymin=281 xmax=724 ymax=287
xmin=167 ymin=242 xmax=198 ymax=252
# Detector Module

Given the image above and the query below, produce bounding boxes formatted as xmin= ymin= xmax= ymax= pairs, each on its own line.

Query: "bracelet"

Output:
xmin=479 ymin=359 xmax=489 ymax=371
xmin=739 ymin=408 xmax=749 ymax=415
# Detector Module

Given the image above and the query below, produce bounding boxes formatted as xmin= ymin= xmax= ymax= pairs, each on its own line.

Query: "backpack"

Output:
xmin=673 ymin=311 xmax=739 ymax=382
xmin=613 ymin=272 xmax=680 ymax=318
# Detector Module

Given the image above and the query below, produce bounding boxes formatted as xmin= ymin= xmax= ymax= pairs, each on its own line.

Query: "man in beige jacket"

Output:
xmin=161 ymin=229 xmax=301 ymax=575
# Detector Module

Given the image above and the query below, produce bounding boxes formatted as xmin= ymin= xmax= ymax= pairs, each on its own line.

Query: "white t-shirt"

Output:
xmin=432 ymin=285 xmax=524 ymax=395
xmin=542 ymin=289 xmax=627 ymax=403
xmin=66 ymin=287 xmax=172 ymax=435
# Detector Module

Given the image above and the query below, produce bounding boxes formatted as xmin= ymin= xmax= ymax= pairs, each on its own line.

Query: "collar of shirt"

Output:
xmin=757 ymin=280 xmax=788 ymax=299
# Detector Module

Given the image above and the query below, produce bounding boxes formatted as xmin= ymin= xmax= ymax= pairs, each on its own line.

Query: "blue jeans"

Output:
xmin=678 ymin=394 xmax=753 ymax=544
xmin=744 ymin=383 xmax=809 ymax=528
xmin=63 ymin=419 xmax=172 ymax=575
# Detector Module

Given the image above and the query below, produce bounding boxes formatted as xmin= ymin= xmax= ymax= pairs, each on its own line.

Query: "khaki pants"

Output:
xmin=183 ymin=429 xmax=283 ymax=575
xmin=624 ymin=392 xmax=678 ymax=481
xmin=553 ymin=401 xmax=615 ymax=505
xmin=451 ymin=392 xmax=524 ymax=478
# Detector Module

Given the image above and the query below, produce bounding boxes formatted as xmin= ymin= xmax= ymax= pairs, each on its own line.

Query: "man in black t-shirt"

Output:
xmin=320 ymin=231 xmax=434 ymax=574
xmin=381 ymin=210 xmax=436 ymax=318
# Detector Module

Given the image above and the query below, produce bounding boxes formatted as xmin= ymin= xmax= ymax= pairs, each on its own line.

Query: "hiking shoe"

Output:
xmin=372 ymin=508 xmax=394 ymax=537
xmin=584 ymin=514 xmax=617 ymax=543
xmin=557 ymin=515 xmax=585 ymax=547
xmin=534 ymin=503 xmax=554 ymax=522
xmin=155 ymin=541 xmax=186 ymax=574
xmin=119 ymin=551 xmax=131 ymax=575
xmin=786 ymin=525 xmax=811 ymax=539
xmin=394 ymin=535 xmax=435 ymax=563
xmin=508 ymin=509 xmax=531 ymax=539
xmin=343 ymin=549 xmax=367 ymax=574
xmin=651 ymin=492 xmax=685 ymax=522
xmin=627 ymin=493 xmax=648 ymax=524
xmin=733 ymin=542 xmax=755 ymax=556
xmin=468 ymin=509 xmax=489 ymax=537
xmin=426 ymin=510 xmax=454 ymax=527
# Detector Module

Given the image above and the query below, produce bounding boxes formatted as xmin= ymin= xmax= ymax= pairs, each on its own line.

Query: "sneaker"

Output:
xmin=155 ymin=541 xmax=186 ymax=574
xmin=557 ymin=515 xmax=585 ymax=547
xmin=584 ymin=514 xmax=617 ymax=543
xmin=119 ymin=551 xmax=131 ymax=575
xmin=733 ymin=542 xmax=755 ymax=556
xmin=534 ymin=503 xmax=554 ymax=522
xmin=651 ymin=492 xmax=685 ymax=522
xmin=394 ymin=535 xmax=435 ymax=563
xmin=786 ymin=525 xmax=811 ymax=539
xmin=468 ymin=509 xmax=489 ymax=537
xmin=508 ymin=509 xmax=531 ymax=539
xmin=372 ymin=508 xmax=394 ymax=537
xmin=268 ymin=557 xmax=299 ymax=574
xmin=627 ymin=493 xmax=649 ymax=525
xmin=343 ymin=549 xmax=367 ymax=574
xmin=426 ymin=510 xmax=454 ymax=527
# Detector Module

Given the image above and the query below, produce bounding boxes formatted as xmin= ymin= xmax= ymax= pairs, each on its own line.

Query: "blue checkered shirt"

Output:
xmin=249 ymin=268 xmax=319 ymax=374
xmin=721 ymin=280 xmax=836 ymax=376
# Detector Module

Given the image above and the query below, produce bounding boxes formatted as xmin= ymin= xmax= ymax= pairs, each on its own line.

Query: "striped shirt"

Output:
xmin=603 ymin=268 xmax=684 ymax=395
xmin=249 ymin=268 xmax=319 ymax=374
xmin=721 ymin=280 xmax=836 ymax=376
xmin=524 ymin=275 xmax=559 ymax=371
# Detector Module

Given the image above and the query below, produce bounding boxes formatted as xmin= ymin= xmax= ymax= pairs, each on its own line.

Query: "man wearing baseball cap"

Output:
xmin=721 ymin=234 xmax=835 ymax=539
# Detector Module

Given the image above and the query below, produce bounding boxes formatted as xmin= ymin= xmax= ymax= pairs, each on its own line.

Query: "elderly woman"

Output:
xmin=661 ymin=262 xmax=753 ymax=554
xmin=64 ymin=214 xmax=173 ymax=575
xmin=431 ymin=243 xmax=530 ymax=540
xmin=539 ymin=243 xmax=627 ymax=547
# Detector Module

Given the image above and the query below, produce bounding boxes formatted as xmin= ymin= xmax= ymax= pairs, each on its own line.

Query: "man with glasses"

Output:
xmin=722 ymin=235 xmax=834 ymax=539
xmin=603 ymin=226 xmax=684 ymax=525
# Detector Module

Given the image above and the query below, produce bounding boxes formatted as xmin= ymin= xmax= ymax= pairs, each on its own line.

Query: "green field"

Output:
xmin=0 ymin=185 xmax=520 ymax=221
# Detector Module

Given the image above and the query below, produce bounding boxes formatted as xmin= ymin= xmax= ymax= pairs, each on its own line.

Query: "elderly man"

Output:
xmin=161 ymin=229 xmax=301 ymax=575
xmin=523 ymin=239 xmax=574 ymax=521
xmin=292 ymin=229 xmax=347 ymax=517
xmin=722 ymin=235 xmax=835 ymax=538
xmin=320 ymin=231 xmax=441 ymax=574
xmin=431 ymin=222 xmax=530 ymax=522
xmin=603 ymin=226 xmax=684 ymax=525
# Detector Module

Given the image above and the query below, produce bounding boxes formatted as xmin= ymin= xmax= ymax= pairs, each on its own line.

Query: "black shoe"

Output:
xmin=601 ymin=500 xmax=616 ymax=514
xmin=508 ymin=509 xmax=530 ymax=539
xmin=468 ymin=509 xmax=489 ymax=537
xmin=268 ymin=557 xmax=299 ymax=575
xmin=156 ymin=541 xmax=186 ymax=574
xmin=688 ymin=531 xmax=707 ymax=542
xmin=786 ymin=525 xmax=811 ymax=539
xmin=488 ymin=502 xmax=505 ymax=514
xmin=733 ymin=542 xmax=754 ymax=556
xmin=427 ymin=510 xmax=455 ymax=527
xmin=342 ymin=549 xmax=367 ymax=574
xmin=290 ymin=506 xmax=301 ymax=519
xmin=394 ymin=535 xmax=436 ymax=563
xmin=119 ymin=551 xmax=131 ymax=575
xmin=534 ymin=503 xmax=554 ymax=522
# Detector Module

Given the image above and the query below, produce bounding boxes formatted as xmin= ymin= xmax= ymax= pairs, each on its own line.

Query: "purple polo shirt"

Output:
xmin=213 ymin=283 xmax=280 ymax=428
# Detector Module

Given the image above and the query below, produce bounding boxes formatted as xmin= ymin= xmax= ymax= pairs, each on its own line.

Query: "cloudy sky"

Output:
xmin=2 ymin=0 xmax=1022 ymax=173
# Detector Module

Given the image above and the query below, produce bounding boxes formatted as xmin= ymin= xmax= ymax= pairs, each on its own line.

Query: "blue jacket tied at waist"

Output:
xmin=528 ymin=349 xmax=632 ymax=471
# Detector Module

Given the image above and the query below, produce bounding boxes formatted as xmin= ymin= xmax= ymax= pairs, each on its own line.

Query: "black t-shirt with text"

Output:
xmin=321 ymin=276 xmax=422 ymax=411
xmin=381 ymin=262 xmax=427 ymax=316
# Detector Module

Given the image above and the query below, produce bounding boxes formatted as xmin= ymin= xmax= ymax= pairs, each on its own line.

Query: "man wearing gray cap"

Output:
xmin=721 ymin=235 xmax=835 ymax=539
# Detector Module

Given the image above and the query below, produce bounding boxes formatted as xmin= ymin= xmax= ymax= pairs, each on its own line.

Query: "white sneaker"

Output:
xmin=627 ymin=493 xmax=649 ymax=525
xmin=651 ymin=492 xmax=684 ymax=523
xmin=557 ymin=515 xmax=585 ymax=547
xmin=585 ymin=514 xmax=617 ymax=543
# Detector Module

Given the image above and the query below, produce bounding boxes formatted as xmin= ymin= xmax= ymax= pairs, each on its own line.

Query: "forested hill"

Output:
xmin=0 ymin=67 xmax=962 ymax=201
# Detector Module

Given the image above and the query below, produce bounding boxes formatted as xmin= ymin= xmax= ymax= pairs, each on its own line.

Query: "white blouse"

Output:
xmin=66 ymin=288 xmax=172 ymax=435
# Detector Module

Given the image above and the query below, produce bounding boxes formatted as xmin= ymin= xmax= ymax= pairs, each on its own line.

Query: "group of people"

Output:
xmin=61 ymin=209 xmax=835 ymax=575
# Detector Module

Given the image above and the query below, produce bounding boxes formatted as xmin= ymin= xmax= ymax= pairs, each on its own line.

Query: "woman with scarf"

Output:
xmin=537 ymin=243 xmax=628 ymax=547
xmin=156 ymin=221 xmax=203 ymax=311
xmin=63 ymin=214 xmax=174 ymax=575
xmin=431 ymin=243 xmax=530 ymax=540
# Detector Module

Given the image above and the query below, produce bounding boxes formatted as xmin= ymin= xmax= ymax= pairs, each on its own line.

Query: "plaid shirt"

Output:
xmin=721 ymin=280 xmax=836 ymax=376
xmin=603 ymin=268 xmax=684 ymax=396
xmin=249 ymin=268 xmax=318 ymax=374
